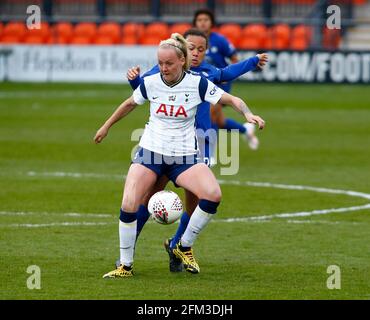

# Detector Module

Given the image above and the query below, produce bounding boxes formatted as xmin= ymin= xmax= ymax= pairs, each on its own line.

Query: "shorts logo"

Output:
xmin=156 ymin=104 xmax=188 ymax=118
xmin=209 ymin=86 xmax=217 ymax=95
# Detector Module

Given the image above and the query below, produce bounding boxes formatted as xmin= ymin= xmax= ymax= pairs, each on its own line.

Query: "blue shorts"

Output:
xmin=132 ymin=147 xmax=200 ymax=185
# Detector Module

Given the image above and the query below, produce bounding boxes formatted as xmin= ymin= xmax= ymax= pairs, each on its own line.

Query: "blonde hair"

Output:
xmin=159 ymin=33 xmax=190 ymax=71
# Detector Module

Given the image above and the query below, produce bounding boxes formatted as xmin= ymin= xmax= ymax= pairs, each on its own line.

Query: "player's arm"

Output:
xmin=218 ymin=53 xmax=268 ymax=82
xmin=218 ymin=92 xmax=265 ymax=130
xmin=94 ymin=96 xmax=138 ymax=143
xmin=127 ymin=65 xmax=158 ymax=90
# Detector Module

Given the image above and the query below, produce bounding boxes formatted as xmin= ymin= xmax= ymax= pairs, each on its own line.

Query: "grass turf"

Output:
xmin=0 ymin=82 xmax=369 ymax=299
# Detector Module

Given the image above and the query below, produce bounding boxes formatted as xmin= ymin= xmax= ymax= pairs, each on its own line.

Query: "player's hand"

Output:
xmin=126 ymin=66 xmax=141 ymax=81
xmin=256 ymin=53 xmax=268 ymax=69
xmin=94 ymin=125 xmax=109 ymax=144
xmin=245 ymin=114 xmax=265 ymax=130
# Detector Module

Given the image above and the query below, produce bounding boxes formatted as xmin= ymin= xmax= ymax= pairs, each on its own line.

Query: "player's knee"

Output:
xmin=204 ymin=185 xmax=222 ymax=203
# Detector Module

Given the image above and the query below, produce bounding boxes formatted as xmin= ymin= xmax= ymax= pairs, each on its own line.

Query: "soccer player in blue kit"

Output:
xmin=122 ymin=29 xmax=268 ymax=273
xmin=193 ymin=8 xmax=260 ymax=151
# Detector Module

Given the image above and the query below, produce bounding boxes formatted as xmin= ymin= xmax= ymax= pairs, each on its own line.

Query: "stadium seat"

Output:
xmin=0 ymin=35 xmax=21 ymax=44
xmin=242 ymin=24 xmax=268 ymax=49
xmin=24 ymin=22 xmax=51 ymax=44
xmin=122 ymin=23 xmax=145 ymax=38
xmin=291 ymin=24 xmax=312 ymax=42
xmin=74 ymin=22 xmax=97 ymax=42
xmin=94 ymin=35 xmax=115 ymax=45
xmin=322 ymin=28 xmax=341 ymax=49
xmin=218 ymin=23 xmax=242 ymax=47
xmin=122 ymin=22 xmax=145 ymax=44
xmin=139 ymin=36 xmax=163 ymax=46
xmin=145 ymin=22 xmax=169 ymax=40
xmin=290 ymin=37 xmax=309 ymax=50
xmin=121 ymin=35 xmax=138 ymax=45
xmin=70 ymin=36 xmax=92 ymax=45
xmin=24 ymin=35 xmax=45 ymax=45
xmin=97 ymin=22 xmax=121 ymax=44
xmin=269 ymin=23 xmax=291 ymax=49
xmin=0 ymin=22 xmax=3 ymax=37
xmin=52 ymin=22 xmax=74 ymax=44
xmin=2 ymin=22 xmax=27 ymax=42
xmin=237 ymin=37 xmax=260 ymax=50
xmin=169 ymin=23 xmax=192 ymax=36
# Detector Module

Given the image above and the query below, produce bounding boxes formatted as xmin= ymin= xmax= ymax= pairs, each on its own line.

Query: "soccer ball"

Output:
xmin=148 ymin=190 xmax=183 ymax=225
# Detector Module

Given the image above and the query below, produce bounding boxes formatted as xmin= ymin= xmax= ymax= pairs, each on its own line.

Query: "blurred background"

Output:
xmin=1 ymin=1 xmax=370 ymax=83
xmin=0 ymin=0 xmax=369 ymax=50
xmin=0 ymin=1 xmax=369 ymax=77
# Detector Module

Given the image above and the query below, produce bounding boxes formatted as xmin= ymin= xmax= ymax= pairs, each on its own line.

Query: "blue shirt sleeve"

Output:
xmin=128 ymin=64 xmax=160 ymax=90
xmin=219 ymin=56 xmax=259 ymax=82
xmin=128 ymin=77 xmax=142 ymax=90
xmin=218 ymin=35 xmax=237 ymax=58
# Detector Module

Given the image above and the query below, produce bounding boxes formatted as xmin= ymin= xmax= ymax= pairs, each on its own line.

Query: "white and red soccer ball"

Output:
xmin=148 ymin=190 xmax=183 ymax=224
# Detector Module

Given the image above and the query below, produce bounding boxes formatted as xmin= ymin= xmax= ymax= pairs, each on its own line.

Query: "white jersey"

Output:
xmin=133 ymin=72 xmax=224 ymax=156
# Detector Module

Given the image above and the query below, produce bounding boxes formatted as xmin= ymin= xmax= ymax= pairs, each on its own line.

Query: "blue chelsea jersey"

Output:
xmin=206 ymin=32 xmax=237 ymax=69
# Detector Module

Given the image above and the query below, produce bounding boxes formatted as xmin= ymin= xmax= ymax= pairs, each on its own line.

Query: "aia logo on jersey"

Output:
xmin=156 ymin=104 xmax=188 ymax=118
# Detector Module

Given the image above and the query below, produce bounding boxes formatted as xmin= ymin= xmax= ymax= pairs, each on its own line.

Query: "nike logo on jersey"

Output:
xmin=156 ymin=104 xmax=188 ymax=118
xmin=152 ymin=96 xmax=159 ymax=100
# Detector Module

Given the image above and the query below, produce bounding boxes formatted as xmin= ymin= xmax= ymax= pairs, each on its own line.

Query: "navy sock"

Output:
xmin=224 ymin=118 xmax=246 ymax=133
xmin=119 ymin=208 xmax=137 ymax=223
xmin=170 ymin=212 xmax=190 ymax=249
xmin=136 ymin=204 xmax=150 ymax=238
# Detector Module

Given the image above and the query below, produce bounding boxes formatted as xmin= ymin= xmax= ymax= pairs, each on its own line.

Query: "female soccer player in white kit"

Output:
xmin=94 ymin=33 xmax=265 ymax=277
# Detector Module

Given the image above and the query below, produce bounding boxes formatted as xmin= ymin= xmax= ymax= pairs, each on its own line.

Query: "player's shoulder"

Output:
xmin=210 ymin=31 xmax=230 ymax=45
xmin=184 ymin=70 xmax=203 ymax=82
xmin=142 ymin=71 xmax=161 ymax=85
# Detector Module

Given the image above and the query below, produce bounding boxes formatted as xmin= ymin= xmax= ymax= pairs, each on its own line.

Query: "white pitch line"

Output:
xmin=1 ymin=170 xmax=369 ymax=223
xmin=215 ymin=203 xmax=370 ymax=222
xmin=217 ymin=179 xmax=370 ymax=201
xmin=25 ymin=171 xmax=370 ymax=201
xmin=0 ymin=211 xmax=113 ymax=218
xmin=0 ymin=222 xmax=115 ymax=228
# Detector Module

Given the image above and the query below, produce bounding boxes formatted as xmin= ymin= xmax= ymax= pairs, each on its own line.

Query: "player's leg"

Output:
xmin=103 ymin=163 xmax=158 ymax=278
xmin=136 ymin=174 xmax=170 ymax=238
xmin=169 ymin=182 xmax=198 ymax=249
xmin=164 ymin=189 xmax=198 ymax=272
xmin=115 ymin=174 xmax=170 ymax=269
xmin=172 ymin=163 xmax=222 ymax=273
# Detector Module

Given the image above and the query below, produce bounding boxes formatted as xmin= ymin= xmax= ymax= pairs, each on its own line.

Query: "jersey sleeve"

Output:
xmin=219 ymin=56 xmax=259 ymax=82
xmin=199 ymin=77 xmax=225 ymax=105
xmin=219 ymin=35 xmax=237 ymax=58
xmin=132 ymin=81 xmax=148 ymax=105
xmin=129 ymin=64 xmax=159 ymax=90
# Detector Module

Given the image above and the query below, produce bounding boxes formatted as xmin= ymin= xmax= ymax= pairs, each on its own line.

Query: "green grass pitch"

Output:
xmin=0 ymin=81 xmax=369 ymax=299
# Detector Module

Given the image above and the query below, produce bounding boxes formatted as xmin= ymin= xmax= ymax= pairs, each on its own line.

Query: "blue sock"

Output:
xmin=170 ymin=212 xmax=190 ymax=249
xmin=224 ymin=118 xmax=246 ymax=133
xmin=136 ymin=204 xmax=150 ymax=238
